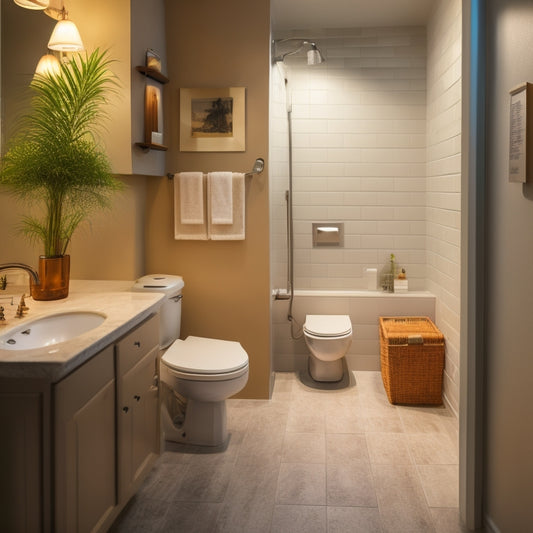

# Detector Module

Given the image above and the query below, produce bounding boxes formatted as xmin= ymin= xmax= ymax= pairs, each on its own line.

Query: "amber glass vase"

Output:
xmin=30 ymin=255 xmax=70 ymax=301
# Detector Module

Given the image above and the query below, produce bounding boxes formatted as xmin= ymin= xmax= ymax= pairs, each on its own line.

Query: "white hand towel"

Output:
xmin=208 ymin=172 xmax=233 ymax=225
xmin=208 ymin=173 xmax=245 ymax=240
xmin=179 ymin=172 xmax=204 ymax=224
xmin=174 ymin=173 xmax=208 ymax=240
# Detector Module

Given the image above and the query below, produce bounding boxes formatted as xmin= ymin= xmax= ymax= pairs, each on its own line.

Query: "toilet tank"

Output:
xmin=132 ymin=274 xmax=185 ymax=348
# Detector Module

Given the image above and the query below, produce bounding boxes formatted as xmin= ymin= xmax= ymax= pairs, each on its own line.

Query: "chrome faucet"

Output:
xmin=0 ymin=263 xmax=40 ymax=286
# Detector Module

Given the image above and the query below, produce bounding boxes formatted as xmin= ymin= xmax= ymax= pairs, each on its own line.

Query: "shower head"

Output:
xmin=273 ymin=38 xmax=325 ymax=65
xmin=307 ymin=44 xmax=324 ymax=65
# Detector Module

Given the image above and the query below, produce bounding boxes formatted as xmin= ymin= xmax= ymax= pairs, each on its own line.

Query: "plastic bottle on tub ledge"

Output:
xmin=380 ymin=253 xmax=396 ymax=292
xmin=380 ymin=253 xmax=410 ymax=293
xmin=394 ymin=268 xmax=408 ymax=293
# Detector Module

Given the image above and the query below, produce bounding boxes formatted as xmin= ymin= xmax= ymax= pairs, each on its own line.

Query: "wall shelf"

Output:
xmin=135 ymin=66 xmax=169 ymax=84
xmin=135 ymin=142 xmax=168 ymax=151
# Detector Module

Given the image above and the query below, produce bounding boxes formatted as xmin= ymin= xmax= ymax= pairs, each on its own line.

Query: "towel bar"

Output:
xmin=167 ymin=158 xmax=264 ymax=180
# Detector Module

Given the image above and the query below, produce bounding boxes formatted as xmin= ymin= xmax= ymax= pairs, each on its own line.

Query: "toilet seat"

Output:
xmin=303 ymin=315 xmax=352 ymax=337
xmin=162 ymin=336 xmax=249 ymax=381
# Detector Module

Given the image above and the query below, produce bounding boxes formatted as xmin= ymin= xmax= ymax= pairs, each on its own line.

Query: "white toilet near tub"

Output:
xmin=133 ymin=275 xmax=249 ymax=447
xmin=303 ymin=314 xmax=353 ymax=382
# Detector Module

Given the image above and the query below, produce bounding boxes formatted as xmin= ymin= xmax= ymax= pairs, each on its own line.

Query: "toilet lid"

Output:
xmin=304 ymin=315 xmax=352 ymax=337
xmin=162 ymin=336 xmax=249 ymax=375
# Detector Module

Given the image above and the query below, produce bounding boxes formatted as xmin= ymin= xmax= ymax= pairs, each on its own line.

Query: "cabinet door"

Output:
xmin=0 ymin=383 xmax=49 ymax=533
xmin=117 ymin=344 xmax=159 ymax=502
xmin=54 ymin=346 xmax=116 ymax=533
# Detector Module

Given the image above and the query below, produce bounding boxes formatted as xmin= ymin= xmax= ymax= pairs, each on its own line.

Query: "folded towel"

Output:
xmin=179 ymin=172 xmax=204 ymax=224
xmin=208 ymin=173 xmax=245 ymax=240
xmin=174 ymin=173 xmax=208 ymax=240
xmin=208 ymin=172 xmax=233 ymax=224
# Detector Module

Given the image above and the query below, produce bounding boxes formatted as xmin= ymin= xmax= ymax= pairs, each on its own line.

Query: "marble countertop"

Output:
xmin=0 ymin=280 xmax=164 ymax=382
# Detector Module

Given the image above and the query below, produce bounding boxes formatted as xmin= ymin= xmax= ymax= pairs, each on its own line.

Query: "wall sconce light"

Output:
xmin=14 ymin=0 xmax=50 ymax=9
xmin=46 ymin=6 xmax=84 ymax=52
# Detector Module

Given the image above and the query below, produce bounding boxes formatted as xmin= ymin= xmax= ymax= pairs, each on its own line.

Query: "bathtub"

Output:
xmin=272 ymin=289 xmax=436 ymax=372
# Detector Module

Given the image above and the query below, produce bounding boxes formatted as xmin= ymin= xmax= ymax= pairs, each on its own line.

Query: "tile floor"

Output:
xmin=110 ymin=371 xmax=468 ymax=532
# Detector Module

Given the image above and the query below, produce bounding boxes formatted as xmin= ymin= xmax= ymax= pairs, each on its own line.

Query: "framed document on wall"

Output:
xmin=509 ymin=82 xmax=533 ymax=183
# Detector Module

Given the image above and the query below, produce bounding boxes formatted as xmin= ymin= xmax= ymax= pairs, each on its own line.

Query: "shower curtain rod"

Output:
xmin=166 ymin=158 xmax=264 ymax=179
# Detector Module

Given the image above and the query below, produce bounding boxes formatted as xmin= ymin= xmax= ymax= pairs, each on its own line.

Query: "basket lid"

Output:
xmin=379 ymin=316 xmax=444 ymax=345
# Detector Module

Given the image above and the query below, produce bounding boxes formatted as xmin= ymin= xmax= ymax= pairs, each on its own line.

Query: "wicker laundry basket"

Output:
xmin=379 ymin=317 xmax=445 ymax=405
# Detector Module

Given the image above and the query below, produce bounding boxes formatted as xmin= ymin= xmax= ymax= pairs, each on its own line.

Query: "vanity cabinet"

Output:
xmin=0 ymin=313 xmax=160 ymax=533
xmin=0 ymin=381 xmax=51 ymax=532
xmin=116 ymin=315 xmax=160 ymax=503
xmin=54 ymin=346 xmax=116 ymax=533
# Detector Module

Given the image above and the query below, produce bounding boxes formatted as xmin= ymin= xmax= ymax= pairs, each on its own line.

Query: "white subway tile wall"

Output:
xmin=270 ymin=26 xmax=428 ymax=292
xmin=426 ymin=0 xmax=462 ymax=416
xmin=270 ymin=0 xmax=461 ymax=415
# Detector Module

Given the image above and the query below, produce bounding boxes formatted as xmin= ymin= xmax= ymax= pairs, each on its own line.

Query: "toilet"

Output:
xmin=132 ymin=275 xmax=249 ymax=447
xmin=303 ymin=314 xmax=353 ymax=382
xmin=160 ymin=336 xmax=248 ymax=446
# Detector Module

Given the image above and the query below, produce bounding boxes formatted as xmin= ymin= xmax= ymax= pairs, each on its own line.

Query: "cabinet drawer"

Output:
xmin=116 ymin=314 xmax=159 ymax=373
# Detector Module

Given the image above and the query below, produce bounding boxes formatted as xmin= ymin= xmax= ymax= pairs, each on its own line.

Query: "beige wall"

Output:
xmin=1 ymin=1 xmax=150 ymax=279
xmin=68 ymin=0 xmax=132 ymax=175
xmin=1 ymin=0 xmax=272 ymax=398
xmin=144 ymin=0 xmax=272 ymax=398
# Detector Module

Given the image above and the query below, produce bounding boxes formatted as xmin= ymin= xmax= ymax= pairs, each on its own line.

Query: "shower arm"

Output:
xmin=272 ymin=39 xmax=320 ymax=63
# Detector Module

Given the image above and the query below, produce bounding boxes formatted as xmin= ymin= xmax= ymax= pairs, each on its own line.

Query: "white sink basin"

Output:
xmin=0 ymin=311 xmax=106 ymax=350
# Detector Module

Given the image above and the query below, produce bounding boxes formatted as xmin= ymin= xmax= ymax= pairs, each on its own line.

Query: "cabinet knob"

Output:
xmin=122 ymin=406 xmax=129 ymax=413
xmin=134 ymin=341 xmax=141 ymax=348
xmin=134 ymin=395 xmax=141 ymax=402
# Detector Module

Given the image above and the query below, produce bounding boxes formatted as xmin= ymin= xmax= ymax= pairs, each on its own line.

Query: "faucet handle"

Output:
xmin=15 ymin=295 xmax=29 ymax=319
xmin=19 ymin=294 xmax=29 ymax=312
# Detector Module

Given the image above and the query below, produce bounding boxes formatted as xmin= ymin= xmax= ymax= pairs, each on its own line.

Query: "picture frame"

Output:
xmin=509 ymin=82 xmax=533 ymax=183
xmin=179 ymin=87 xmax=246 ymax=152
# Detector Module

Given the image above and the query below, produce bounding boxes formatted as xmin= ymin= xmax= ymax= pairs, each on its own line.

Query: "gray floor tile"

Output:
xmin=366 ymin=432 xmax=413 ymax=465
xmin=327 ymin=506 xmax=384 ymax=533
xmin=407 ymin=433 xmax=459 ymax=465
xmin=430 ymin=507 xmax=469 ymax=533
xmin=110 ymin=497 xmax=169 ymax=532
xmin=326 ymin=462 xmax=378 ymax=507
xmin=270 ymin=505 xmax=327 ymax=533
xmin=111 ymin=372 xmax=460 ymax=533
xmin=276 ymin=463 xmax=326 ymax=505
xmin=172 ymin=461 xmax=234 ymax=503
xmin=326 ymin=433 xmax=370 ymax=464
xmin=215 ymin=463 xmax=279 ymax=533
xmin=418 ymin=464 xmax=459 ymax=508
xmin=162 ymin=501 xmax=221 ymax=532
xmin=281 ymin=432 xmax=326 ymax=463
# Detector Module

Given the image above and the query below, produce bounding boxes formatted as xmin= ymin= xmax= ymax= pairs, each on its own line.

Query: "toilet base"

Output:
xmin=162 ymin=398 xmax=228 ymax=447
xmin=308 ymin=354 xmax=344 ymax=382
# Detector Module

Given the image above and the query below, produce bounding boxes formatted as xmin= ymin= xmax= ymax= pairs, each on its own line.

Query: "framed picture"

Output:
xmin=509 ymin=82 xmax=533 ymax=183
xmin=180 ymin=87 xmax=245 ymax=152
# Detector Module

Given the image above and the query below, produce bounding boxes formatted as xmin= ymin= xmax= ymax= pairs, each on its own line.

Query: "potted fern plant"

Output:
xmin=0 ymin=49 xmax=122 ymax=300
